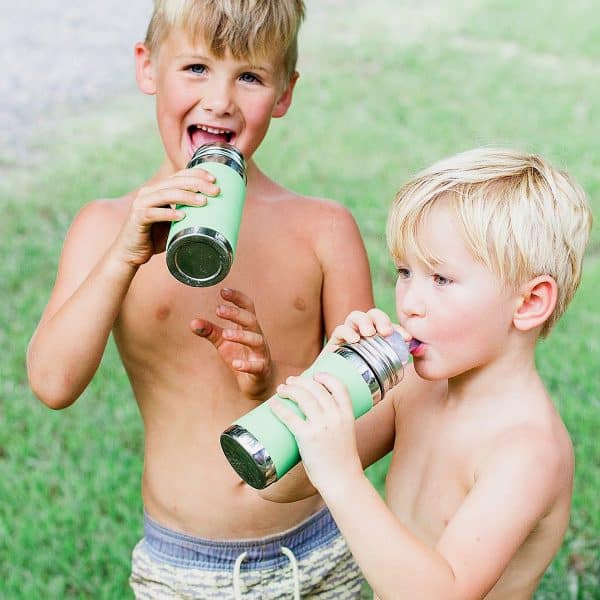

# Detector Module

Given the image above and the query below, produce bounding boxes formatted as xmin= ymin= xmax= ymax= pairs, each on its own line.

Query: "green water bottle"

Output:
xmin=220 ymin=331 xmax=411 ymax=489
xmin=166 ymin=143 xmax=246 ymax=287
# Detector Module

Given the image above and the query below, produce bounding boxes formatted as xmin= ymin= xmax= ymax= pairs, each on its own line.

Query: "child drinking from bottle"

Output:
xmin=269 ymin=147 xmax=592 ymax=599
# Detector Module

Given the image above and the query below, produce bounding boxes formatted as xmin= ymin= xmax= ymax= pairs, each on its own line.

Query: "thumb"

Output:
xmin=190 ymin=319 xmax=225 ymax=348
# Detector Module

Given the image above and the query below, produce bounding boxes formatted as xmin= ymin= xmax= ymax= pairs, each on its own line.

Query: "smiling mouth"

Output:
xmin=188 ymin=124 xmax=234 ymax=153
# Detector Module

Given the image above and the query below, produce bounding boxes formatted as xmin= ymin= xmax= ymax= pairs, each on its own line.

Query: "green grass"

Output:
xmin=1 ymin=1 xmax=598 ymax=597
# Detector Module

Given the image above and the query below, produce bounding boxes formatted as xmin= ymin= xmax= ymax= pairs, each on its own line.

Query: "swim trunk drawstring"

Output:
xmin=233 ymin=546 xmax=300 ymax=599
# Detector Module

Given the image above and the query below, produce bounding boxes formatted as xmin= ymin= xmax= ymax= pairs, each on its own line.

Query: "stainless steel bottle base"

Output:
xmin=166 ymin=227 xmax=233 ymax=287
xmin=220 ymin=425 xmax=277 ymax=489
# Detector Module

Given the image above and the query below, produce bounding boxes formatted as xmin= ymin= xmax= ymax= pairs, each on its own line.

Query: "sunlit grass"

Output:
xmin=1 ymin=1 xmax=598 ymax=597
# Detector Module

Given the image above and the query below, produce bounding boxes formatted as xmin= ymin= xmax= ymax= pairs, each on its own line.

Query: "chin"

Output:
xmin=412 ymin=359 xmax=452 ymax=382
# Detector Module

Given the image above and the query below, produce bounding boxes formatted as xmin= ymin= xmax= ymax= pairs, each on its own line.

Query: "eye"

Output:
xmin=433 ymin=273 xmax=453 ymax=286
xmin=186 ymin=64 xmax=207 ymax=75
xmin=396 ymin=266 xmax=411 ymax=280
xmin=239 ymin=72 xmax=262 ymax=84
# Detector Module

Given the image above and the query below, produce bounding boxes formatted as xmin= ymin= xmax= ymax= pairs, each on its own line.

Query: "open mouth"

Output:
xmin=188 ymin=124 xmax=234 ymax=154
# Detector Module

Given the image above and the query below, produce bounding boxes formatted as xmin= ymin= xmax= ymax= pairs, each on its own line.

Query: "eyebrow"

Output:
xmin=177 ymin=54 xmax=272 ymax=73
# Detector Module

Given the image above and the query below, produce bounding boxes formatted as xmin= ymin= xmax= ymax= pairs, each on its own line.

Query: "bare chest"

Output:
xmin=115 ymin=235 xmax=324 ymax=367
xmin=386 ymin=407 xmax=473 ymax=545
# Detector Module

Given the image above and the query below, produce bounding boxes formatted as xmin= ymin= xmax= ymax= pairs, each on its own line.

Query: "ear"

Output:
xmin=513 ymin=275 xmax=558 ymax=332
xmin=135 ymin=42 xmax=157 ymax=95
xmin=272 ymin=71 xmax=299 ymax=118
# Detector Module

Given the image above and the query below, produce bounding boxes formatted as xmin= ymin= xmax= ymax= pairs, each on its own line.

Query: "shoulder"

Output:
xmin=71 ymin=194 xmax=132 ymax=229
xmin=67 ymin=194 xmax=132 ymax=241
xmin=60 ymin=193 xmax=133 ymax=262
xmin=270 ymin=186 xmax=357 ymax=224
xmin=478 ymin=418 xmax=574 ymax=508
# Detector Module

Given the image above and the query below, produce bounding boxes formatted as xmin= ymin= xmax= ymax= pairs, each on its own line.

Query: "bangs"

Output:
xmin=147 ymin=0 xmax=303 ymax=79
xmin=386 ymin=194 xmax=445 ymax=269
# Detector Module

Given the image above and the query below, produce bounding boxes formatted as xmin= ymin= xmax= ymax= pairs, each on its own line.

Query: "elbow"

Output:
xmin=29 ymin=377 xmax=75 ymax=410
xmin=27 ymin=361 xmax=77 ymax=411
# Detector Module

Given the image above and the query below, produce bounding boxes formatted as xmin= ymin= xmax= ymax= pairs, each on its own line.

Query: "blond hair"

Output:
xmin=387 ymin=148 xmax=592 ymax=336
xmin=145 ymin=0 xmax=305 ymax=84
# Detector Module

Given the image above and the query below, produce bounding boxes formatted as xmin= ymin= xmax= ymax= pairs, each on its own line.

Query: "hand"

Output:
xmin=269 ymin=372 xmax=363 ymax=493
xmin=322 ymin=308 xmax=405 ymax=355
xmin=190 ymin=288 xmax=273 ymax=401
xmin=114 ymin=167 xmax=220 ymax=267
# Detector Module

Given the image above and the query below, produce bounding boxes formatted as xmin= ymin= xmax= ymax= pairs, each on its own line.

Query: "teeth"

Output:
xmin=195 ymin=124 xmax=232 ymax=136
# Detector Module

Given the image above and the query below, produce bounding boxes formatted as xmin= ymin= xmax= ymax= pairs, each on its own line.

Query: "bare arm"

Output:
xmin=27 ymin=168 xmax=218 ymax=409
xmin=274 ymin=378 xmax=567 ymax=600
xmin=261 ymin=310 xmax=399 ymax=502
xmin=316 ymin=201 xmax=375 ymax=337
xmin=27 ymin=201 xmax=136 ymax=408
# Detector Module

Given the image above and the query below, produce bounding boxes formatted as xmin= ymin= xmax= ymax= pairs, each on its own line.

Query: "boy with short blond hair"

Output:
xmin=271 ymin=148 xmax=592 ymax=599
xmin=27 ymin=0 xmax=374 ymax=597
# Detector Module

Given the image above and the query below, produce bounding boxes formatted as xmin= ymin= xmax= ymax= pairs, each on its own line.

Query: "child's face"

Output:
xmin=137 ymin=29 xmax=297 ymax=169
xmin=394 ymin=203 xmax=518 ymax=381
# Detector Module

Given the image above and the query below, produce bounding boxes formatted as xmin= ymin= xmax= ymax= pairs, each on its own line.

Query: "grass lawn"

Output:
xmin=1 ymin=1 xmax=598 ymax=598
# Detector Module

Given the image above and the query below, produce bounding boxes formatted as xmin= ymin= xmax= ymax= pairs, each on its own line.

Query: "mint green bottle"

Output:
xmin=220 ymin=331 xmax=411 ymax=489
xmin=166 ymin=143 xmax=246 ymax=287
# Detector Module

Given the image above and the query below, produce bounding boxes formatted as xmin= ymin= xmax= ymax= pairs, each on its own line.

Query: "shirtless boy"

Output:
xmin=270 ymin=147 xmax=592 ymax=599
xmin=27 ymin=1 xmax=373 ymax=597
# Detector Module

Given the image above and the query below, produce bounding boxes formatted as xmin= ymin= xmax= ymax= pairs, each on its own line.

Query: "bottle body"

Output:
xmin=220 ymin=332 xmax=409 ymax=489
xmin=166 ymin=143 xmax=247 ymax=287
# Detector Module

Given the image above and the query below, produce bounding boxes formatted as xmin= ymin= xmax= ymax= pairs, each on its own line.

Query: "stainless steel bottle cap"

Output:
xmin=188 ymin=142 xmax=247 ymax=183
xmin=166 ymin=226 xmax=233 ymax=287
xmin=335 ymin=346 xmax=382 ymax=403
xmin=220 ymin=425 xmax=277 ymax=489
xmin=340 ymin=331 xmax=409 ymax=399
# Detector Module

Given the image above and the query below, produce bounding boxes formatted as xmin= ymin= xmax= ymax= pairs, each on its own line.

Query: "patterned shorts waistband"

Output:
xmin=142 ymin=506 xmax=340 ymax=570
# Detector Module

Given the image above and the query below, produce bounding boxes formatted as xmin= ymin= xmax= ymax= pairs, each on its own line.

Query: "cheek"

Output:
xmin=244 ymin=95 xmax=279 ymax=126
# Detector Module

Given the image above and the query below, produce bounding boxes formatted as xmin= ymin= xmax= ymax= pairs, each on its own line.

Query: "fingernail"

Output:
xmin=195 ymin=328 xmax=206 ymax=335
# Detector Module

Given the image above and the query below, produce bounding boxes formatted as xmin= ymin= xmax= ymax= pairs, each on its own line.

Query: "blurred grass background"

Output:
xmin=1 ymin=0 xmax=598 ymax=597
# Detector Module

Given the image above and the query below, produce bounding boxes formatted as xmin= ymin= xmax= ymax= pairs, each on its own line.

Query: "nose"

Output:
xmin=201 ymin=80 xmax=234 ymax=117
xmin=396 ymin=279 xmax=426 ymax=318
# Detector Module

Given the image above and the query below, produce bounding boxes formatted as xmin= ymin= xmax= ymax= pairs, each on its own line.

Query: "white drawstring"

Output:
xmin=233 ymin=551 xmax=248 ymax=600
xmin=232 ymin=546 xmax=300 ymax=599
xmin=280 ymin=545 xmax=301 ymax=600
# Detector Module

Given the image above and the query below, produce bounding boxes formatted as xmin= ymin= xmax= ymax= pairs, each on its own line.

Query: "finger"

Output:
xmin=367 ymin=308 xmax=395 ymax=336
xmin=138 ymin=188 xmax=209 ymax=209
xmin=269 ymin=398 xmax=305 ymax=434
xmin=278 ymin=377 xmax=329 ymax=416
xmin=190 ymin=319 xmax=225 ymax=347
xmin=220 ymin=288 xmax=256 ymax=313
xmin=222 ymin=328 xmax=264 ymax=348
xmin=327 ymin=323 xmax=362 ymax=347
xmin=391 ymin=323 xmax=412 ymax=341
xmin=216 ymin=303 xmax=260 ymax=332
xmin=180 ymin=166 xmax=218 ymax=183
xmin=133 ymin=206 xmax=186 ymax=225
xmin=162 ymin=175 xmax=220 ymax=196
xmin=231 ymin=358 xmax=268 ymax=374
xmin=343 ymin=310 xmax=377 ymax=338
xmin=313 ymin=372 xmax=354 ymax=419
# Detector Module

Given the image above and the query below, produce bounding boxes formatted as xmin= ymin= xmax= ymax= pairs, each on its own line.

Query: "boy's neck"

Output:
xmin=446 ymin=335 xmax=540 ymax=407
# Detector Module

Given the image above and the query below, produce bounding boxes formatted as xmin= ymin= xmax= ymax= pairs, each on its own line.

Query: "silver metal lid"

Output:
xmin=188 ymin=142 xmax=247 ymax=183
xmin=220 ymin=424 xmax=277 ymax=489
xmin=335 ymin=346 xmax=382 ymax=404
xmin=339 ymin=331 xmax=408 ymax=399
xmin=166 ymin=226 xmax=233 ymax=287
